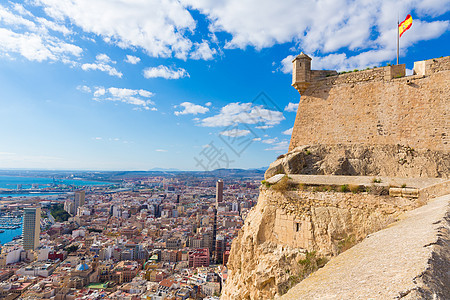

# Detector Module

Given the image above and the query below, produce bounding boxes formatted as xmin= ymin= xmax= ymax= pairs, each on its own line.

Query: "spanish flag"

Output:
xmin=399 ymin=14 xmax=413 ymax=37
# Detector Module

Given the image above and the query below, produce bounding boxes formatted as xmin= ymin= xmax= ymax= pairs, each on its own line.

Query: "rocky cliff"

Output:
xmin=265 ymin=144 xmax=450 ymax=180
xmin=221 ymin=186 xmax=423 ymax=299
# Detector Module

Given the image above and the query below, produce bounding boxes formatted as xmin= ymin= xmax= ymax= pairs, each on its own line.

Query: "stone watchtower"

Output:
xmin=292 ymin=52 xmax=312 ymax=94
xmin=292 ymin=52 xmax=337 ymax=95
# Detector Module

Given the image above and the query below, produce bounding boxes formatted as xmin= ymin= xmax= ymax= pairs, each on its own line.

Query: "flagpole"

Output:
xmin=397 ymin=15 xmax=399 ymax=65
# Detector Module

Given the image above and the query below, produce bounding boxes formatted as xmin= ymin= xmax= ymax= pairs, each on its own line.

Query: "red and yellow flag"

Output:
xmin=399 ymin=14 xmax=413 ymax=37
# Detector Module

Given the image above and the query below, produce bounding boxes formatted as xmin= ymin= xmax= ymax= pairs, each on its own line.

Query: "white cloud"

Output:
xmin=219 ymin=129 xmax=251 ymax=137
xmin=34 ymin=0 xmax=198 ymax=59
xmin=282 ymin=127 xmax=293 ymax=135
xmin=81 ymin=62 xmax=122 ymax=77
xmin=0 ymin=4 xmax=80 ymax=62
xmin=280 ymin=55 xmax=295 ymax=74
xmin=93 ymin=87 xmax=106 ymax=97
xmin=81 ymin=53 xmax=122 ymax=77
xmin=155 ymin=149 xmax=167 ymax=152
xmin=11 ymin=3 xmax=33 ymax=17
xmin=252 ymin=137 xmax=261 ymax=141
xmin=125 ymin=55 xmax=140 ymax=64
xmin=265 ymin=140 xmax=289 ymax=151
xmin=77 ymin=85 xmax=91 ymax=93
xmin=36 ymin=16 xmax=72 ymax=35
xmin=0 ymin=27 xmax=81 ymax=62
xmin=190 ymin=40 xmax=216 ymax=60
xmin=96 ymin=53 xmax=114 ymax=63
xmin=183 ymin=0 xmax=449 ymax=56
xmin=82 ymin=86 xmax=156 ymax=110
xmin=0 ymin=4 xmax=39 ymax=31
xmin=255 ymin=125 xmax=273 ymax=129
xmin=285 ymin=19 xmax=448 ymax=72
xmin=307 ymin=17 xmax=449 ymax=71
xmin=2 ymin=1 xmax=447 ymax=73
xmin=201 ymin=102 xmax=285 ymax=127
xmin=205 ymin=102 xmax=212 ymax=106
xmin=170 ymin=0 xmax=444 ymax=72
xmin=143 ymin=65 xmax=189 ymax=79
xmin=138 ymin=90 xmax=153 ymax=98
xmin=284 ymin=102 xmax=298 ymax=112
xmin=262 ymin=138 xmax=278 ymax=144
xmin=174 ymin=102 xmax=209 ymax=116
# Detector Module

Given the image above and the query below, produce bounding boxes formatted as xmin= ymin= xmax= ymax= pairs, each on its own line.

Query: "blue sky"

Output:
xmin=0 ymin=0 xmax=448 ymax=171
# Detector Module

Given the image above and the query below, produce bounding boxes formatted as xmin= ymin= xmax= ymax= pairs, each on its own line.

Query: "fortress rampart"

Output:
xmin=289 ymin=54 xmax=450 ymax=152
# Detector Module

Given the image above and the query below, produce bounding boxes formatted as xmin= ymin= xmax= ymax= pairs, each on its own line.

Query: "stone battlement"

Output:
xmin=292 ymin=54 xmax=449 ymax=93
xmin=289 ymin=54 xmax=450 ymax=152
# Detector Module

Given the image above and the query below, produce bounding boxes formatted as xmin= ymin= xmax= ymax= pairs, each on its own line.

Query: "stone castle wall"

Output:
xmin=289 ymin=56 xmax=450 ymax=152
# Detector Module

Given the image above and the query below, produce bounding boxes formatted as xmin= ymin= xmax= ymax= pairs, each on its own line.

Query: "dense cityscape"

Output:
xmin=0 ymin=171 xmax=262 ymax=299
xmin=0 ymin=0 xmax=448 ymax=299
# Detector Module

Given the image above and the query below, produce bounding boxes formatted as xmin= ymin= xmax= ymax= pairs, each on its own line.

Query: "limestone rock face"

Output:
xmin=221 ymin=188 xmax=418 ymax=300
xmin=265 ymin=144 xmax=450 ymax=180
xmin=280 ymin=194 xmax=450 ymax=300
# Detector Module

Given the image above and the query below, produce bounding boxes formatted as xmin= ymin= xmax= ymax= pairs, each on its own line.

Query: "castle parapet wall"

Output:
xmin=295 ymin=56 xmax=449 ymax=90
xmin=309 ymin=64 xmax=406 ymax=87
xmin=414 ymin=56 xmax=450 ymax=76
xmin=289 ymin=55 xmax=450 ymax=152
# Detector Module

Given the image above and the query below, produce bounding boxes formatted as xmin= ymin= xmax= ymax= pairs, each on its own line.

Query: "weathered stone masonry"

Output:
xmin=289 ymin=54 xmax=450 ymax=152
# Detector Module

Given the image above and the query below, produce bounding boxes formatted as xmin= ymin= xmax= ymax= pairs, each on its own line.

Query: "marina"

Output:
xmin=0 ymin=215 xmax=23 ymax=244
xmin=0 ymin=216 xmax=22 ymax=229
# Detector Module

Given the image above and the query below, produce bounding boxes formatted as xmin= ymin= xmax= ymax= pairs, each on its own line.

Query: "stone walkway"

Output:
xmin=280 ymin=194 xmax=450 ymax=299
xmin=267 ymin=174 xmax=446 ymax=189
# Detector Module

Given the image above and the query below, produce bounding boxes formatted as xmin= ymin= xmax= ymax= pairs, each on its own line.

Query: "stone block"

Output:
xmin=401 ymin=188 xmax=419 ymax=198
xmin=389 ymin=188 xmax=403 ymax=197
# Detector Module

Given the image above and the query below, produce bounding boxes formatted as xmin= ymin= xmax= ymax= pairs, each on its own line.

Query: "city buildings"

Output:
xmin=189 ymin=248 xmax=210 ymax=268
xmin=64 ymin=190 xmax=86 ymax=215
xmin=74 ymin=190 xmax=85 ymax=215
xmin=22 ymin=207 xmax=41 ymax=250
xmin=0 ymin=172 xmax=260 ymax=299
xmin=215 ymin=180 xmax=223 ymax=207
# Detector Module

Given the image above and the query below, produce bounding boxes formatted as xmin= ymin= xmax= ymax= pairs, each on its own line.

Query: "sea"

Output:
xmin=0 ymin=225 xmax=22 ymax=246
xmin=0 ymin=175 xmax=110 ymax=245
xmin=0 ymin=175 xmax=107 ymax=189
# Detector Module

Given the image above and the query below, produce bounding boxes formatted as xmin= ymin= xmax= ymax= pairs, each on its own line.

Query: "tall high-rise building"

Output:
xmin=23 ymin=207 xmax=41 ymax=250
xmin=216 ymin=180 xmax=223 ymax=207
xmin=214 ymin=235 xmax=226 ymax=264
xmin=211 ymin=208 xmax=217 ymax=259
xmin=64 ymin=199 xmax=74 ymax=215
xmin=213 ymin=180 xmax=223 ymax=261
xmin=74 ymin=190 xmax=85 ymax=215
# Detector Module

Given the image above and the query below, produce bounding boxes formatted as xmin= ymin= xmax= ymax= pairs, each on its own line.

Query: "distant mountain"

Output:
xmin=202 ymin=168 xmax=266 ymax=178
xmin=0 ymin=167 xmax=266 ymax=181
xmin=248 ymin=166 xmax=269 ymax=172
xmin=148 ymin=167 xmax=181 ymax=171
